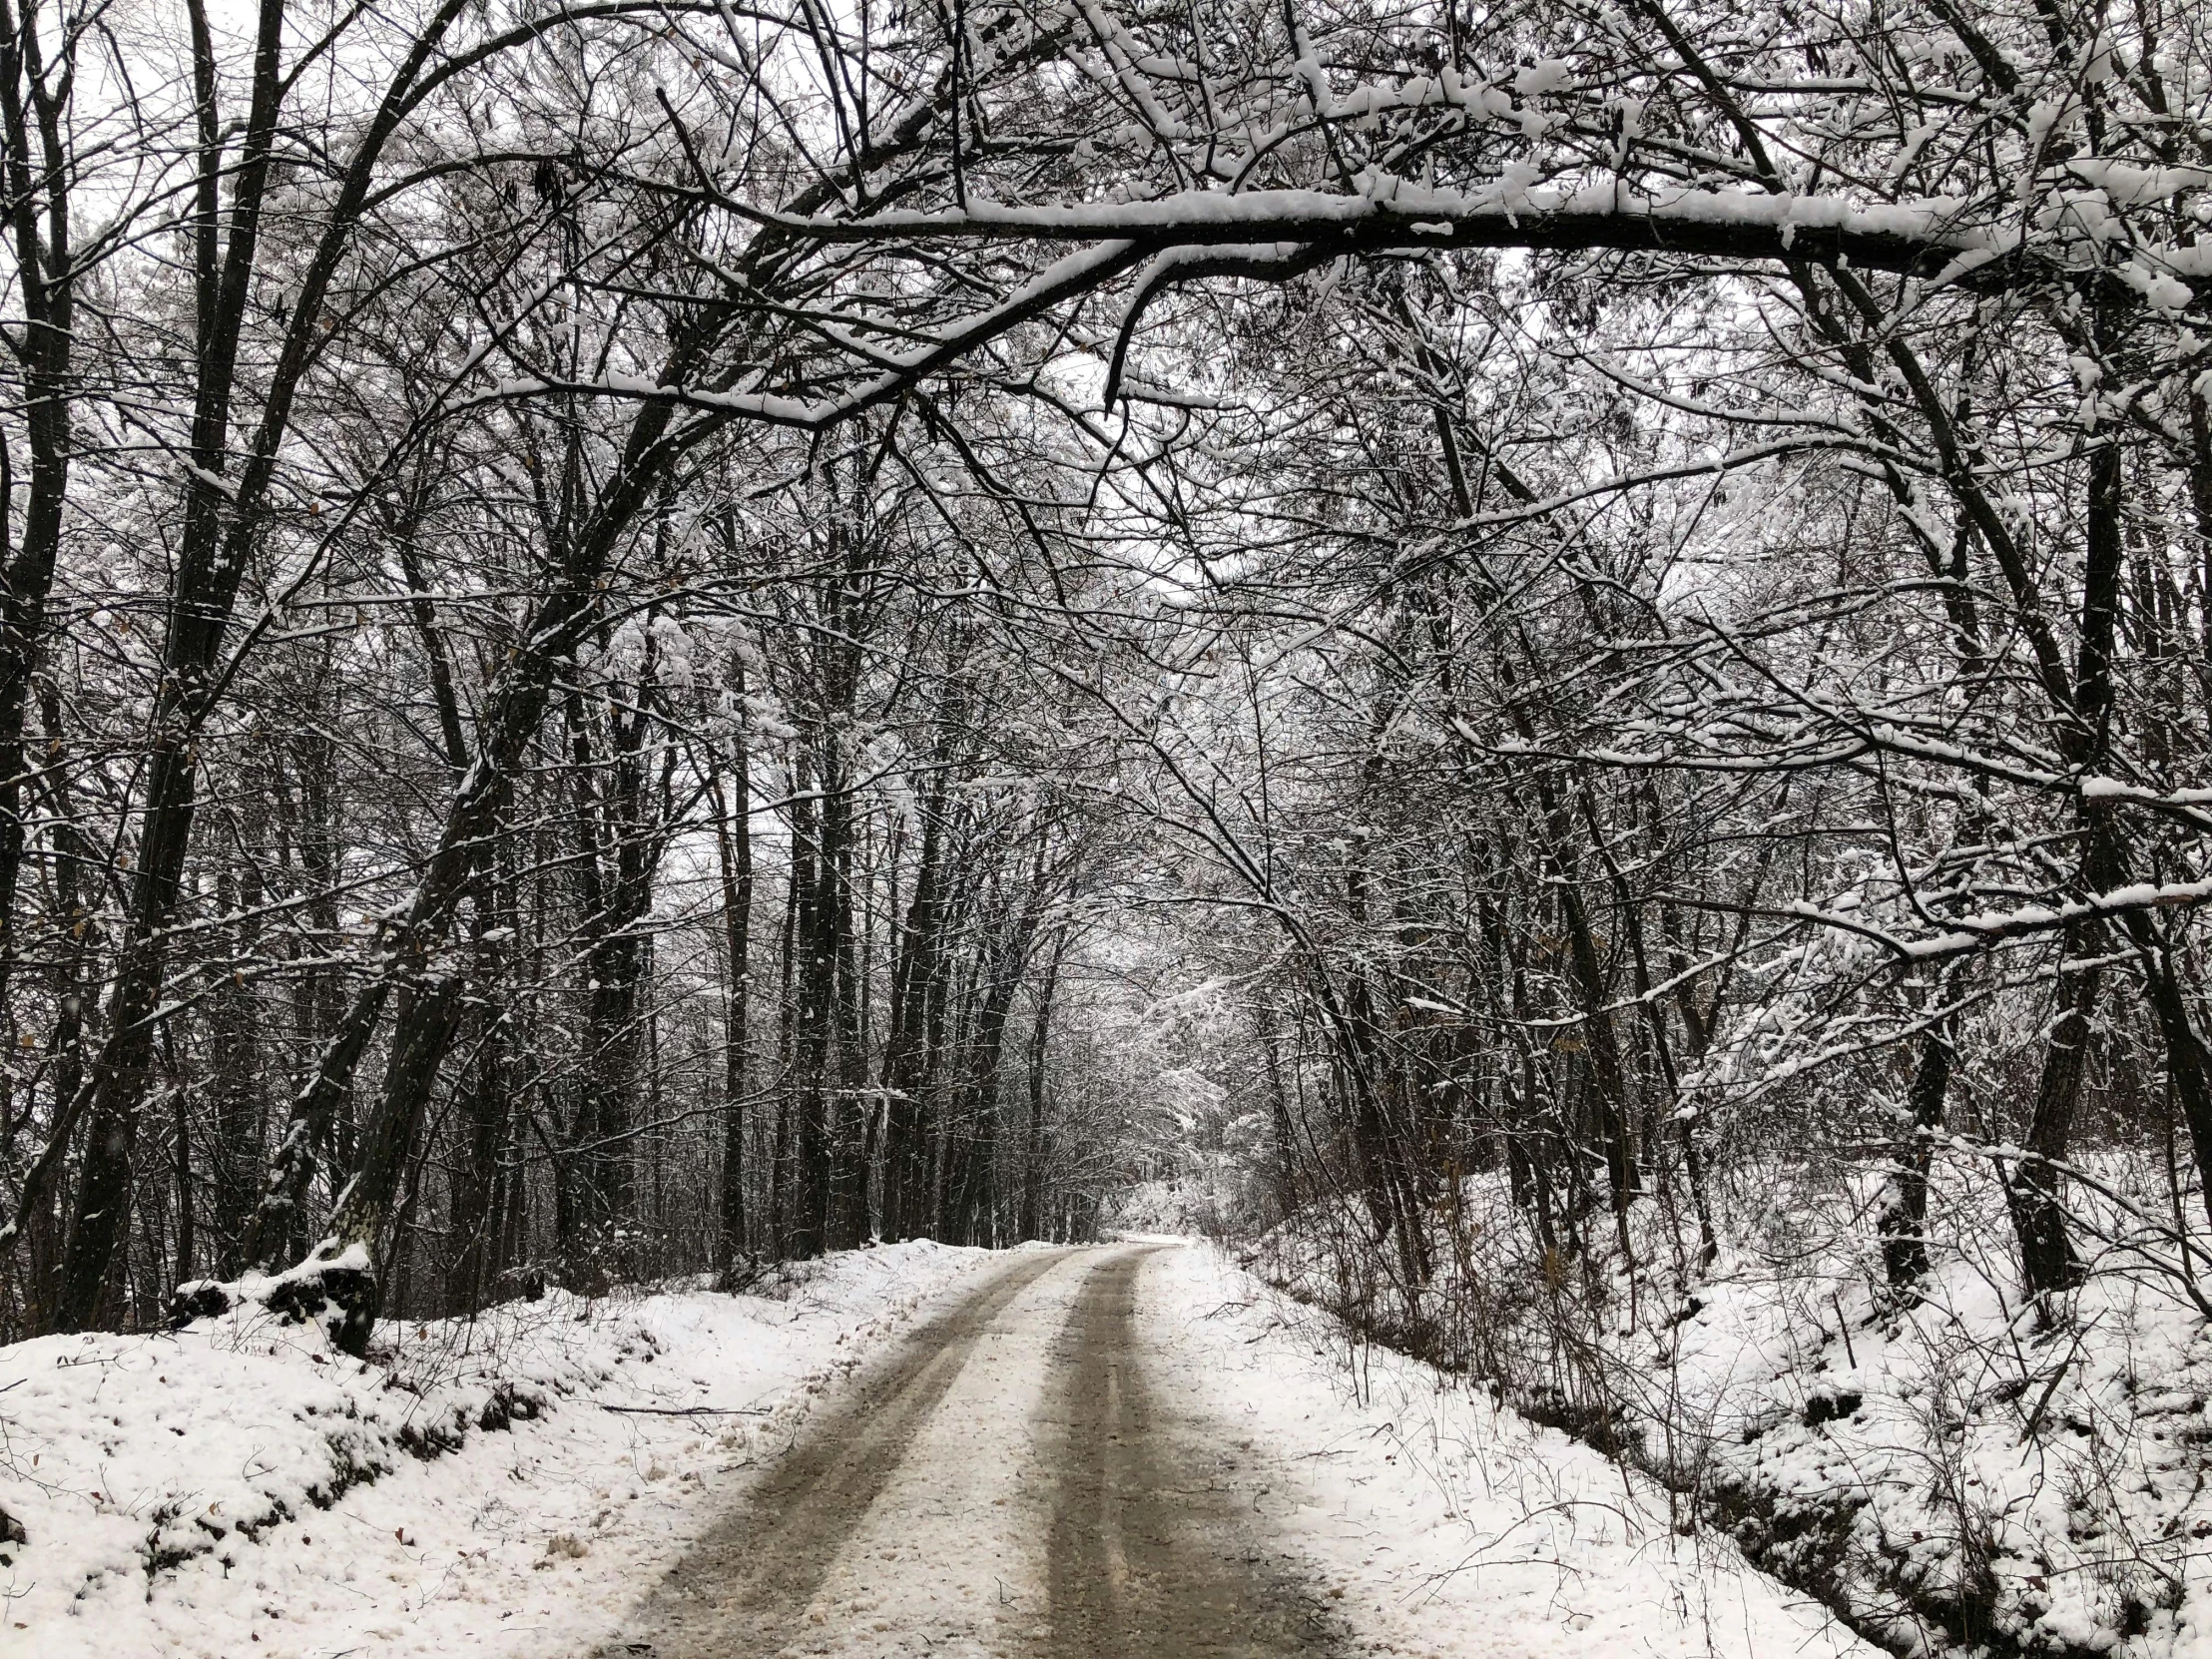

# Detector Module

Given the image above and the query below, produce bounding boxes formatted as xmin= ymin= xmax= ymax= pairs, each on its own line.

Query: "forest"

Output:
xmin=2 ymin=0 xmax=2211 ymax=1652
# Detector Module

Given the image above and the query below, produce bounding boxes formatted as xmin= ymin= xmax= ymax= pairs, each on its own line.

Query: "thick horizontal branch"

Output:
xmin=1791 ymin=874 xmax=2212 ymax=961
xmin=744 ymin=181 xmax=2046 ymax=289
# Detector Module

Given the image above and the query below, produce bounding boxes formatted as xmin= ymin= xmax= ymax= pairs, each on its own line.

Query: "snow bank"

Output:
xmin=1663 ymin=1201 xmax=2212 ymax=1658
xmin=1251 ymin=1166 xmax=2212 ymax=1657
xmin=0 ymin=1242 xmax=989 ymax=1657
xmin=1139 ymin=1240 xmax=1878 ymax=1659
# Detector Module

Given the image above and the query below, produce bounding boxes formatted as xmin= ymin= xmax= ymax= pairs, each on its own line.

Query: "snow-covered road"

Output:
xmin=619 ymin=1245 xmax=1343 ymax=1659
xmin=605 ymin=1243 xmax=1876 ymax=1659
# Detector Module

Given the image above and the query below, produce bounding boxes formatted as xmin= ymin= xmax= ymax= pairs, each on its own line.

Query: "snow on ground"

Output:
xmin=1140 ymin=1239 xmax=1883 ymax=1659
xmin=0 ymin=1242 xmax=991 ymax=1658
xmin=1650 ymin=1177 xmax=2212 ymax=1659
xmin=1248 ymin=1166 xmax=2212 ymax=1657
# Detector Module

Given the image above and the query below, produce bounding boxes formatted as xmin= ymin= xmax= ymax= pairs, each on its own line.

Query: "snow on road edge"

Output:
xmin=1138 ymin=1239 xmax=1882 ymax=1659
xmin=1 ymin=1241 xmax=995 ymax=1658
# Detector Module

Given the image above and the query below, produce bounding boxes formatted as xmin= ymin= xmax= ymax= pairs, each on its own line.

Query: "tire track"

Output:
xmin=1042 ymin=1248 xmax=1347 ymax=1659
xmin=610 ymin=1247 xmax=1066 ymax=1658
xmin=613 ymin=1245 xmax=1347 ymax=1659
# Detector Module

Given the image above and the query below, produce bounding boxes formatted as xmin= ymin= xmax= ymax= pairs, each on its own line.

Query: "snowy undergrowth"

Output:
xmin=1252 ymin=1164 xmax=2212 ymax=1658
xmin=1661 ymin=1172 xmax=2212 ymax=1659
xmin=0 ymin=1241 xmax=991 ymax=1657
xmin=1107 ymin=1173 xmax=1241 ymax=1236
xmin=1143 ymin=1240 xmax=1879 ymax=1659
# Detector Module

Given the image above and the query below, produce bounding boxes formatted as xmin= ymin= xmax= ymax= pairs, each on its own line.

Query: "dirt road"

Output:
xmin=610 ymin=1246 xmax=1344 ymax=1659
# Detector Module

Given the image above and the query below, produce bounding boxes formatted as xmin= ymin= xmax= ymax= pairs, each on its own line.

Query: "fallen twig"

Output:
xmin=596 ymin=1402 xmax=771 ymax=1416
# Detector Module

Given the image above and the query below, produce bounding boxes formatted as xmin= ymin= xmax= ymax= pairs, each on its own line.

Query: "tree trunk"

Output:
xmin=880 ymin=772 xmax=948 ymax=1241
xmin=1018 ymin=935 xmax=1066 ymax=1242
xmin=820 ymin=727 xmax=869 ymax=1250
xmin=2006 ymin=953 xmax=2100 ymax=1311
xmin=208 ymin=862 xmax=265 ymax=1277
xmin=1878 ymin=1019 xmax=1952 ymax=1293
xmin=0 ymin=0 xmax=76 ymax=1073
xmin=785 ymin=757 xmax=830 ymax=1258
xmin=443 ymin=840 xmax=510 ymax=1315
xmin=323 ymin=976 xmax=464 ymax=1354
xmin=709 ymin=674 xmax=754 ymax=1274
